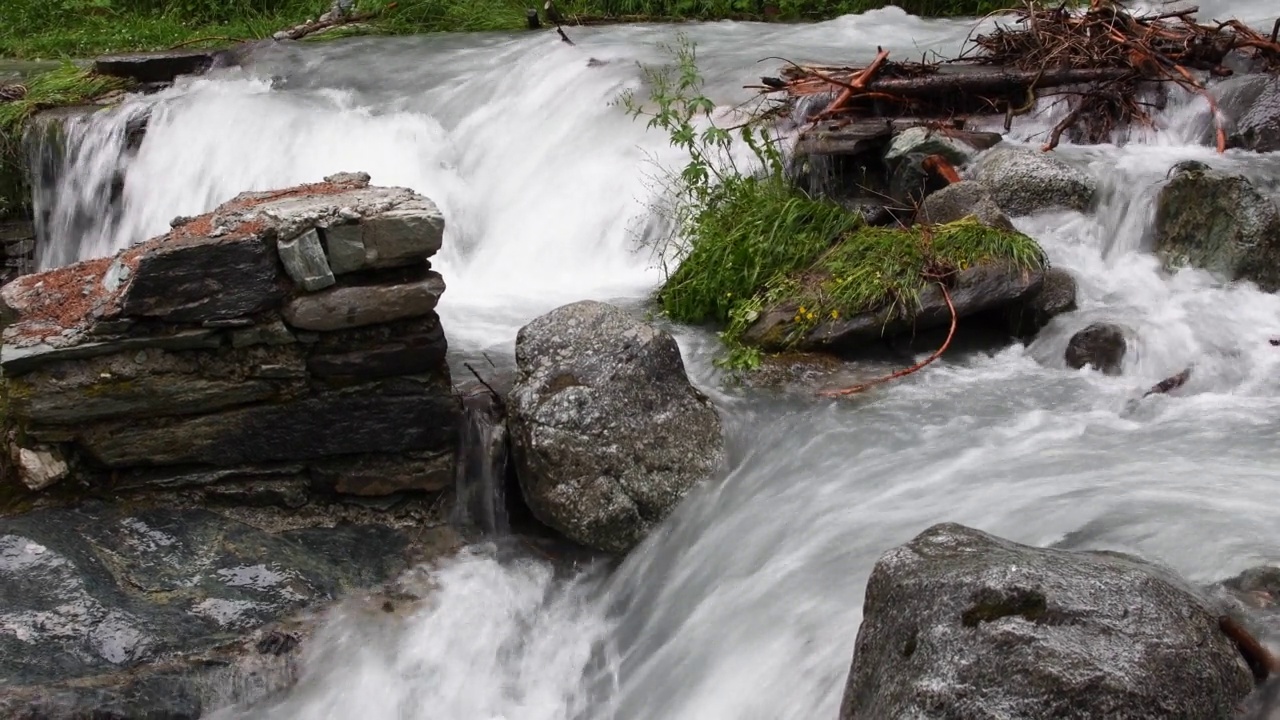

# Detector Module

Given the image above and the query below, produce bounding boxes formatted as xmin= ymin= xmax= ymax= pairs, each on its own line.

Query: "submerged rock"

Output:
xmin=0 ymin=502 xmax=458 ymax=717
xmin=1153 ymin=161 xmax=1280 ymax=291
xmin=971 ymin=145 xmax=1096 ymax=216
xmin=1211 ymin=74 xmax=1280 ymax=154
xmin=1065 ymin=322 xmax=1127 ymax=374
xmin=508 ymin=301 xmax=724 ymax=554
xmin=839 ymin=523 xmax=1254 ymax=720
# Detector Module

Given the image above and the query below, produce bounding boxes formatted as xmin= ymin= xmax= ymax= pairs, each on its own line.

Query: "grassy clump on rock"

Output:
xmin=0 ymin=63 xmax=132 ymax=219
xmin=627 ymin=35 xmax=1045 ymax=369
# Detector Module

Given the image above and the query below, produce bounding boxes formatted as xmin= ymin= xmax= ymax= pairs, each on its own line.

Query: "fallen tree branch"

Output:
xmin=818 ymin=281 xmax=957 ymax=398
xmin=1220 ymin=615 xmax=1278 ymax=683
xmin=1143 ymin=366 xmax=1192 ymax=398
xmin=273 ymin=5 xmax=385 ymax=42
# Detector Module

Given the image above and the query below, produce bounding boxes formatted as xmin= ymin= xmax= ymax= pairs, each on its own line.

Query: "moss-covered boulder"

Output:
xmin=1154 ymin=161 xmax=1280 ymax=291
xmin=735 ymin=219 xmax=1047 ymax=353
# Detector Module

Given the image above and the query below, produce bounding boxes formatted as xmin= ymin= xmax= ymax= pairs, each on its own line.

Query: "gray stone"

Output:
xmin=310 ymin=452 xmax=454 ymax=496
xmin=1153 ymin=162 xmax=1280 ymax=291
xmin=319 ymin=198 xmax=446 ymax=275
xmin=102 ymin=257 xmax=132 ymax=293
xmin=1006 ymin=267 xmax=1079 ymax=337
xmin=277 ymin=228 xmax=336 ymax=292
xmin=1066 ymin=322 xmax=1127 ymax=375
xmin=14 ymin=445 xmax=70 ymax=491
xmin=1210 ymin=74 xmax=1280 ymax=154
xmin=117 ymin=233 xmax=285 ymax=323
xmin=971 ymin=146 xmax=1096 ymax=215
xmin=508 ymin=301 xmax=724 ymax=554
xmin=306 ymin=313 xmax=447 ymax=380
xmin=93 ymin=49 xmax=227 ymax=83
xmin=0 ymin=329 xmax=222 ymax=376
xmin=0 ymin=504 xmax=429 ymax=714
xmin=886 ymin=126 xmax=994 ymax=167
xmin=918 ymin=180 xmax=1015 ymax=231
xmin=230 ymin=319 xmax=296 ymax=348
xmin=745 ymin=262 xmax=1045 ymax=353
xmin=78 ymin=380 xmax=460 ymax=468
xmin=282 ymin=273 xmax=445 ymax=331
xmin=839 ymin=523 xmax=1254 ymax=720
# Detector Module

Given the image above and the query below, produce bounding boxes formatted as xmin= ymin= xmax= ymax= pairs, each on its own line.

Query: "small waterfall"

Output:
xmin=453 ymin=386 xmax=512 ymax=537
xmin=26 ymin=102 xmax=152 ymax=270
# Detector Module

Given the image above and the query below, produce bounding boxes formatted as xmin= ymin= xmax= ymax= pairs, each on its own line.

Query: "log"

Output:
xmin=798 ymin=66 xmax=1135 ymax=99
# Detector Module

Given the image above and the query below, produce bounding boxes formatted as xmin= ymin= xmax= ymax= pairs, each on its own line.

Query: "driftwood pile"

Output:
xmin=757 ymin=0 xmax=1280 ymax=150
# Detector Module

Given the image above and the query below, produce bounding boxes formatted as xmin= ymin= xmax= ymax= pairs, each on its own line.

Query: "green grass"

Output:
xmin=0 ymin=64 xmax=133 ymax=218
xmin=658 ymin=172 xmax=1046 ymax=353
xmin=0 ymin=0 xmax=1024 ymax=59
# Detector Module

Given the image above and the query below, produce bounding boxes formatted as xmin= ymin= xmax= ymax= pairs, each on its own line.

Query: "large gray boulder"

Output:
xmin=971 ymin=146 xmax=1096 ymax=216
xmin=1210 ymin=74 xmax=1280 ymax=154
xmin=840 ymin=523 xmax=1254 ymax=720
xmin=1154 ymin=161 xmax=1280 ymax=291
xmin=508 ymin=301 xmax=724 ymax=554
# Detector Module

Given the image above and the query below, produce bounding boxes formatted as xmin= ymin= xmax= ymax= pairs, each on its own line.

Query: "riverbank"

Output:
xmin=0 ymin=0 xmax=1018 ymax=60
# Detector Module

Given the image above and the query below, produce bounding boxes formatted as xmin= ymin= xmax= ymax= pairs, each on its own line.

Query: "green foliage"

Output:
xmin=0 ymin=0 xmax=1024 ymax=59
xmin=623 ymin=34 xmax=1045 ymax=370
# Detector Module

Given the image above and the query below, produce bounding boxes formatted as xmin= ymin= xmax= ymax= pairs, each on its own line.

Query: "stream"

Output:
xmin=27 ymin=1 xmax=1280 ymax=717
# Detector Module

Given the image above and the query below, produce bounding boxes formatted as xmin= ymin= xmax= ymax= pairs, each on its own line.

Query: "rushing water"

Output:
xmin=28 ymin=2 xmax=1280 ymax=717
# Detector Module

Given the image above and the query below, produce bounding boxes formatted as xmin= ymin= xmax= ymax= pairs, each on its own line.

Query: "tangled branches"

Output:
xmin=755 ymin=0 xmax=1280 ymax=151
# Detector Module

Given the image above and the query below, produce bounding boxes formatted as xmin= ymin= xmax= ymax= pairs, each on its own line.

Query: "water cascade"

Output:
xmin=24 ymin=4 xmax=1280 ymax=717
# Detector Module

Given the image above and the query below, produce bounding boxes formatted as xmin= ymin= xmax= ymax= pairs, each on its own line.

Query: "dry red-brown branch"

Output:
xmin=819 ymin=48 xmax=891 ymax=118
xmin=922 ymin=154 xmax=962 ymax=183
xmin=817 ymin=282 xmax=957 ymax=398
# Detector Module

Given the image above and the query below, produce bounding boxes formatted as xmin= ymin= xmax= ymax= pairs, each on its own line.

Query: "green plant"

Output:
xmin=622 ymin=34 xmax=1046 ymax=371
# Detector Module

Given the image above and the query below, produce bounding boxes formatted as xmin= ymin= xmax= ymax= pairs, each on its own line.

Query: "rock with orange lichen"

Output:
xmin=0 ymin=172 xmax=459 ymax=506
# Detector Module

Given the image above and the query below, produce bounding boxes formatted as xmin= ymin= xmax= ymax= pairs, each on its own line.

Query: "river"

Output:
xmin=28 ymin=1 xmax=1280 ymax=717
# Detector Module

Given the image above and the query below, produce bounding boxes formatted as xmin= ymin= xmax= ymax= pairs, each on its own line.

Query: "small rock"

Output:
xmin=14 ymin=445 xmax=70 ymax=491
xmin=277 ymin=228 xmax=336 ymax=292
xmin=885 ymin=126 xmax=996 ymax=167
xmin=971 ymin=145 xmax=1096 ymax=215
xmin=1065 ymin=322 xmax=1127 ymax=374
xmin=508 ymin=301 xmax=725 ymax=553
xmin=1006 ymin=267 xmax=1078 ymax=336
xmin=1153 ymin=162 xmax=1280 ymax=291
xmin=229 ymin=320 xmax=296 ymax=349
xmin=282 ymin=273 xmax=445 ymax=331
xmin=918 ymin=180 xmax=1014 ymax=230
xmin=839 ymin=523 xmax=1254 ymax=720
xmin=323 ymin=171 xmax=371 ymax=186
xmin=320 ymin=198 xmax=446 ymax=275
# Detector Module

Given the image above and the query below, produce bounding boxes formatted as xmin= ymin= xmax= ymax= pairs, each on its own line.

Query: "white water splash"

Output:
xmin=25 ymin=7 xmax=1280 ymax=719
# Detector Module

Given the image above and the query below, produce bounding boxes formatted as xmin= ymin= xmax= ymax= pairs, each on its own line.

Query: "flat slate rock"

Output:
xmin=93 ymin=50 xmax=230 ymax=83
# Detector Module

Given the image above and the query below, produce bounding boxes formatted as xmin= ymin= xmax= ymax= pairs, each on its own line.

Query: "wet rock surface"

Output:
xmin=508 ymin=301 xmax=725 ymax=554
xmin=1154 ymin=161 xmax=1280 ymax=291
xmin=0 ymin=173 xmax=460 ymax=508
xmin=1006 ymin=267 xmax=1079 ymax=336
xmin=1065 ymin=322 xmax=1127 ymax=374
xmin=840 ymin=523 xmax=1254 ymax=720
xmin=92 ymin=49 xmax=232 ymax=84
xmin=1211 ymin=74 xmax=1280 ymax=154
xmin=971 ymin=145 xmax=1096 ymax=216
xmin=0 ymin=502 xmax=462 ymax=718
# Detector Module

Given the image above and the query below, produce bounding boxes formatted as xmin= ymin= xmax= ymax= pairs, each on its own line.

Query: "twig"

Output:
xmin=169 ymin=36 xmax=243 ymax=49
xmin=1272 ymin=18 xmax=1279 ymax=44
xmin=1220 ymin=615 xmax=1278 ymax=683
xmin=817 ymin=281 xmax=957 ymax=398
xmin=556 ymin=26 xmax=575 ymax=45
xmin=1042 ymin=103 xmax=1084 ymax=151
xmin=464 ymin=362 xmax=505 ymax=409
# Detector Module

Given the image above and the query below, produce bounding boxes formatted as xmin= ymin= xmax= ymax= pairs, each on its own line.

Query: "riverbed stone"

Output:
xmin=918 ymin=180 xmax=1015 ymax=230
xmin=508 ymin=300 xmax=725 ymax=554
xmin=1210 ymin=74 xmax=1280 ymax=154
xmin=1065 ymin=322 xmax=1127 ymax=374
xmin=92 ymin=49 xmax=228 ymax=83
xmin=278 ymin=228 xmax=336 ymax=292
xmin=282 ymin=272 xmax=445 ymax=331
xmin=305 ymin=313 xmax=447 ymax=380
xmin=13 ymin=445 xmax=70 ymax=491
xmin=76 ymin=379 xmax=458 ymax=469
xmin=971 ymin=145 xmax=1096 ymax=215
xmin=1005 ymin=267 xmax=1078 ymax=336
xmin=1153 ymin=161 xmax=1280 ymax=291
xmin=839 ymin=523 xmax=1254 ymax=720
xmin=745 ymin=262 xmax=1045 ymax=353
xmin=886 ymin=126 xmax=997 ymax=167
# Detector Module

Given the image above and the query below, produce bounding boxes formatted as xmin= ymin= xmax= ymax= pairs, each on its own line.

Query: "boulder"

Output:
xmin=839 ymin=523 xmax=1254 ymax=720
xmin=971 ymin=145 xmax=1096 ymax=216
xmin=0 ymin=502 xmax=460 ymax=718
xmin=918 ymin=180 xmax=1015 ymax=231
xmin=0 ymin=174 xmax=460 ymax=507
xmin=508 ymin=301 xmax=724 ymax=553
xmin=1153 ymin=161 xmax=1280 ymax=291
xmin=1210 ymin=74 xmax=1280 ymax=154
xmin=1065 ymin=322 xmax=1127 ymax=374
xmin=745 ymin=262 xmax=1045 ymax=353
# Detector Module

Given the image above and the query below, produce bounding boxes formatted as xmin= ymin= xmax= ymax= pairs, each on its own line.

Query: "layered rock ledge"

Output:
xmin=0 ymin=172 xmax=460 ymax=504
